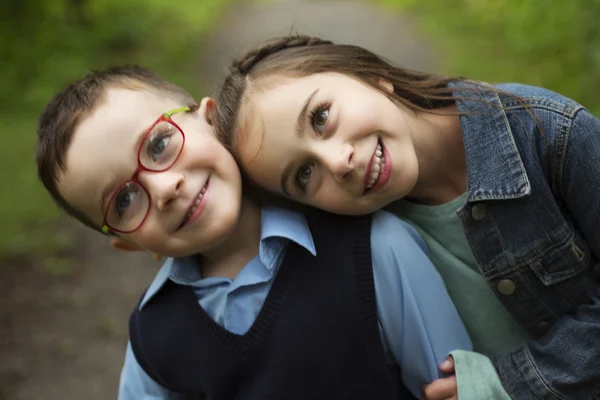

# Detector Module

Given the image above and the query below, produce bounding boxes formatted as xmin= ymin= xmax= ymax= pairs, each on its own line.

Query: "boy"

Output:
xmin=35 ymin=66 xmax=471 ymax=399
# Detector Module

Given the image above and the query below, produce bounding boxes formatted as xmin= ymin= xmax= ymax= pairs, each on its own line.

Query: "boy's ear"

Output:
xmin=109 ymin=237 xmax=164 ymax=261
xmin=109 ymin=237 xmax=143 ymax=252
xmin=199 ymin=97 xmax=216 ymax=126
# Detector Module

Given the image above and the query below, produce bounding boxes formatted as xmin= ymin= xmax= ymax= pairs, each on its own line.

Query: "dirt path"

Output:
xmin=0 ymin=1 xmax=434 ymax=399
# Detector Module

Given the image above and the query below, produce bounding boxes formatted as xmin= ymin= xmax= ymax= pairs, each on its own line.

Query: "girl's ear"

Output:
xmin=377 ymin=78 xmax=394 ymax=94
xmin=199 ymin=97 xmax=216 ymax=126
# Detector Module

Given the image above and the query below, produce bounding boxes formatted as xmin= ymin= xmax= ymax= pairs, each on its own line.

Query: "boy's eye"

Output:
xmin=141 ymin=121 xmax=180 ymax=167
xmin=295 ymin=164 xmax=314 ymax=191
xmin=148 ymin=134 xmax=171 ymax=161
xmin=113 ymin=183 xmax=145 ymax=220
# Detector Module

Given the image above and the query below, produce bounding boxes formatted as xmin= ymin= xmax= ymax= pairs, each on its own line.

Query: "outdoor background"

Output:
xmin=1 ymin=0 xmax=598 ymax=398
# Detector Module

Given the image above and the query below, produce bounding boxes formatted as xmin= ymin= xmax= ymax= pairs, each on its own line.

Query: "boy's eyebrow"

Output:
xmin=134 ymin=120 xmax=153 ymax=157
xmin=281 ymin=89 xmax=320 ymax=195
xmin=98 ymin=121 xmax=152 ymax=214
xmin=99 ymin=182 xmax=115 ymax=215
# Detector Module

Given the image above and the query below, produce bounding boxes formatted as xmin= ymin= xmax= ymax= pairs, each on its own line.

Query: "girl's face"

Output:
xmin=235 ymin=72 xmax=423 ymax=215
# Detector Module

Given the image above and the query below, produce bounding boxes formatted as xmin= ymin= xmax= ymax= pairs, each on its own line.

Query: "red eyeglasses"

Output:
xmin=102 ymin=107 xmax=192 ymax=234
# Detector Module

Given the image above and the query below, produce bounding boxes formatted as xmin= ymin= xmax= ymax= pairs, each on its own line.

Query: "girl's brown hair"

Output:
xmin=212 ymin=34 xmax=485 ymax=151
xmin=212 ymin=34 xmax=539 ymax=209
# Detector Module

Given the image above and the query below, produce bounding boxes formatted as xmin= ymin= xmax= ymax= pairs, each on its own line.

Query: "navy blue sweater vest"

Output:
xmin=129 ymin=212 xmax=415 ymax=399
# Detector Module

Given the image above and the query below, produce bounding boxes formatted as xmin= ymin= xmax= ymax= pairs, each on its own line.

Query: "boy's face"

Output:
xmin=58 ymin=87 xmax=243 ymax=257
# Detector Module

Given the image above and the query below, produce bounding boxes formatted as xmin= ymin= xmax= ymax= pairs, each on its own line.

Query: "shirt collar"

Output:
xmin=139 ymin=206 xmax=316 ymax=310
xmin=259 ymin=206 xmax=316 ymax=268
xmin=139 ymin=257 xmax=175 ymax=309
xmin=451 ymin=81 xmax=531 ymax=202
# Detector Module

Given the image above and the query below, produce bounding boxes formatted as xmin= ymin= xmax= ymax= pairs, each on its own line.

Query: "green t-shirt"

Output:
xmin=387 ymin=194 xmax=528 ymax=399
xmin=388 ymin=194 xmax=527 ymax=357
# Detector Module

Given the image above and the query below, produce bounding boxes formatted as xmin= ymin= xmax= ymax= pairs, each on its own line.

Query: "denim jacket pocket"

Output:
xmin=529 ymin=238 xmax=590 ymax=286
xmin=525 ymin=234 xmax=596 ymax=316
xmin=510 ymin=237 xmax=594 ymax=333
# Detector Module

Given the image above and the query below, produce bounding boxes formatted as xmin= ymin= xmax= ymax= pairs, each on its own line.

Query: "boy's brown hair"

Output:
xmin=36 ymin=65 xmax=197 ymax=232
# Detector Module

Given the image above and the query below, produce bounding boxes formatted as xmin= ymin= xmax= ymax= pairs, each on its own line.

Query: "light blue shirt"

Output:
xmin=119 ymin=207 xmax=471 ymax=399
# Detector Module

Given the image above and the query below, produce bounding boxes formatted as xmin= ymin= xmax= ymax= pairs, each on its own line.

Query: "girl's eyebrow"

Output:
xmin=281 ymin=89 xmax=320 ymax=195
xmin=281 ymin=163 xmax=293 ymax=196
xmin=294 ymin=89 xmax=319 ymax=138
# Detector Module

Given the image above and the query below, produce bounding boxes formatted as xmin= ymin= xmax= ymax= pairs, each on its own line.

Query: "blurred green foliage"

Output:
xmin=0 ymin=0 xmax=230 ymax=257
xmin=380 ymin=0 xmax=600 ymax=116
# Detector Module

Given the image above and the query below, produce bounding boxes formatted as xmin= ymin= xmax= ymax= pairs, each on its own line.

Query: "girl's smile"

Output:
xmin=235 ymin=72 xmax=422 ymax=215
xmin=363 ymin=138 xmax=392 ymax=194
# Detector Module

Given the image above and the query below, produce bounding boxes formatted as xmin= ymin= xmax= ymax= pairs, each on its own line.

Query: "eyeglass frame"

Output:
xmin=101 ymin=106 xmax=193 ymax=235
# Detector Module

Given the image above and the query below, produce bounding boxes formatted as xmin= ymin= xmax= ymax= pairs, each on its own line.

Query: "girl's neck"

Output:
xmin=200 ymin=198 xmax=262 ymax=279
xmin=408 ymin=105 xmax=468 ymax=205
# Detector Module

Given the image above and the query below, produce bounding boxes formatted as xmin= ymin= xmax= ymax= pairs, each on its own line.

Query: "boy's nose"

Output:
xmin=140 ymin=171 xmax=184 ymax=211
xmin=319 ymin=143 xmax=355 ymax=183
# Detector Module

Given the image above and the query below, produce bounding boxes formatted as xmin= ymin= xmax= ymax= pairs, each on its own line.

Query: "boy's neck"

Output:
xmin=199 ymin=198 xmax=262 ymax=279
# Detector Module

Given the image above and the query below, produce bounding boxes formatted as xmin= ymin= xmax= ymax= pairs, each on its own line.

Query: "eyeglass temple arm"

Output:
xmin=163 ymin=106 xmax=193 ymax=118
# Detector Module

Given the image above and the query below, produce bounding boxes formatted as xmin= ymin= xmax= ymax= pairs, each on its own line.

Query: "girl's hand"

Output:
xmin=421 ymin=356 xmax=458 ymax=400
xmin=439 ymin=356 xmax=455 ymax=374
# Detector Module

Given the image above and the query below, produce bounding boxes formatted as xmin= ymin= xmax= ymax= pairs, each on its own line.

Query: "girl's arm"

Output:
xmin=493 ymin=107 xmax=600 ymax=399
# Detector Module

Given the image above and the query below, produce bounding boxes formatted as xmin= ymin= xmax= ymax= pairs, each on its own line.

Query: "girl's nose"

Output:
xmin=318 ymin=142 xmax=355 ymax=183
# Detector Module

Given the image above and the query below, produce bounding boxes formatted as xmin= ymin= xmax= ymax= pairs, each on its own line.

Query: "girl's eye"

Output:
xmin=310 ymin=104 xmax=329 ymax=135
xmin=147 ymin=134 xmax=171 ymax=161
xmin=294 ymin=164 xmax=314 ymax=191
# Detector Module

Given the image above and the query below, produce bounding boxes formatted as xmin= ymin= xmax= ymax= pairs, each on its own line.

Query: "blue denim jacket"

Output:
xmin=453 ymin=82 xmax=600 ymax=399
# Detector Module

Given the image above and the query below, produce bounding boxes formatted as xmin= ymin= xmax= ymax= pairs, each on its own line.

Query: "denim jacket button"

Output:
xmin=471 ymin=204 xmax=487 ymax=221
xmin=497 ymin=279 xmax=516 ymax=295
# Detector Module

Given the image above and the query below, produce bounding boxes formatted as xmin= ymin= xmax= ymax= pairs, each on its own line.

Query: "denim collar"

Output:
xmin=451 ymin=81 xmax=531 ymax=202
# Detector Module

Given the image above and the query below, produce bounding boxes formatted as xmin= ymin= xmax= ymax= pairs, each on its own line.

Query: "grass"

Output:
xmin=0 ymin=0 xmax=232 ymax=257
xmin=378 ymin=0 xmax=600 ymax=116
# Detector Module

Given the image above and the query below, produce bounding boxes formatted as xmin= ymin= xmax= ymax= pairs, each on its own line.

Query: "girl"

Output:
xmin=214 ymin=35 xmax=600 ymax=400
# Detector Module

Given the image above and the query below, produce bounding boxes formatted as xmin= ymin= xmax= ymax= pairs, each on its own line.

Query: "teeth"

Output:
xmin=182 ymin=182 xmax=208 ymax=224
xmin=185 ymin=193 xmax=204 ymax=219
xmin=365 ymin=142 xmax=385 ymax=190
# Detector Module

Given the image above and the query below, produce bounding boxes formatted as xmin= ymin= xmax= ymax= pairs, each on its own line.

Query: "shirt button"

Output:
xmin=537 ymin=320 xmax=549 ymax=329
xmin=497 ymin=279 xmax=516 ymax=295
xmin=471 ymin=203 xmax=487 ymax=221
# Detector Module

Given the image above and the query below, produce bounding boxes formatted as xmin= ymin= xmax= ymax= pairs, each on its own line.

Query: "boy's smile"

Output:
xmin=57 ymin=87 xmax=243 ymax=257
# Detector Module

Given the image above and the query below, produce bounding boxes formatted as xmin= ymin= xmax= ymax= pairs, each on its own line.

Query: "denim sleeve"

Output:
xmin=371 ymin=211 xmax=472 ymax=398
xmin=494 ymin=108 xmax=600 ymax=399
xmin=119 ymin=341 xmax=186 ymax=400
